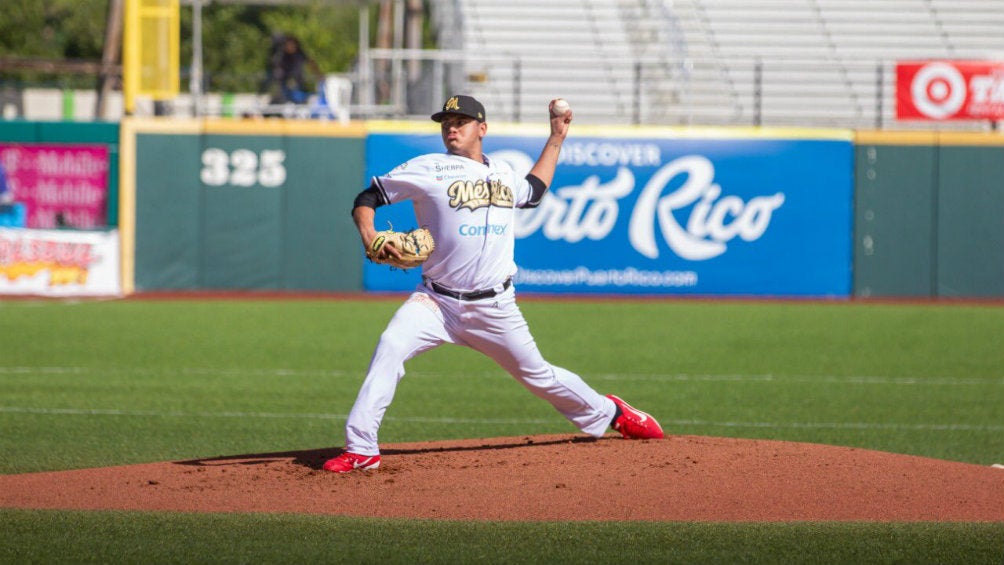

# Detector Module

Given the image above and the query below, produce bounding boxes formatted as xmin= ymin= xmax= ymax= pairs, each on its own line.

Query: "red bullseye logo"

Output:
xmin=911 ymin=62 xmax=967 ymax=119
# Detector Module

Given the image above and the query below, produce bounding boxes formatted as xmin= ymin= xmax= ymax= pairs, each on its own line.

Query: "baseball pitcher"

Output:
xmin=325 ymin=95 xmax=664 ymax=473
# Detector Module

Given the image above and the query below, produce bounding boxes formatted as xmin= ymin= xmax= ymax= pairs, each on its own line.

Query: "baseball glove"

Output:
xmin=367 ymin=227 xmax=435 ymax=270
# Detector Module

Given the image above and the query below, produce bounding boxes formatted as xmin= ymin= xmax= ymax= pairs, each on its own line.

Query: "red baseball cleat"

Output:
xmin=607 ymin=394 xmax=664 ymax=439
xmin=323 ymin=452 xmax=381 ymax=473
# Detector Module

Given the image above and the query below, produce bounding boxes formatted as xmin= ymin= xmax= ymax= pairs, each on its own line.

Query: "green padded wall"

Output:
xmin=199 ymin=134 xmax=285 ymax=289
xmin=131 ymin=122 xmax=365 ymax=292
xmin=282 ymin=137 xmax=363 ymax=290
xmin=936 ymin=144 xmax=1004 ymax=297
xmin=0 ymin=121 xmax=40 ymax=141
xmin=134 ymin=133 xmax=202 ymax=289
xmin=854 ymin=132 xmax=1004 ymax=299
xmin=854 ymin=141 xmax=937 ymax=297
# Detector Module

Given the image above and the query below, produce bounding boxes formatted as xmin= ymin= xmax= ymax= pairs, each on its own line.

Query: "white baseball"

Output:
xmin=551 ymin=99 xmax=571 ymax=117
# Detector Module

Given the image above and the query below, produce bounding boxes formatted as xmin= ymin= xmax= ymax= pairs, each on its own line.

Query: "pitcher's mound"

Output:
xmin=2 ymin=434 xmax=1002 ymax=522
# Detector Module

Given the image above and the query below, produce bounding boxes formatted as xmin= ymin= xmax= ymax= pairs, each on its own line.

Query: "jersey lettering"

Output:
xmin=375 ymin=153 xmax=530 ymax=290
xmin=447 ymin=179 xmax=514 ymax=211
xmin=459 ymin=223 xmax=508 ymax=236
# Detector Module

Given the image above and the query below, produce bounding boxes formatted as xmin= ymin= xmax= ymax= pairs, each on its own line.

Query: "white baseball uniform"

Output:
xmin=344 ymin=152 xmax=616 ymax=456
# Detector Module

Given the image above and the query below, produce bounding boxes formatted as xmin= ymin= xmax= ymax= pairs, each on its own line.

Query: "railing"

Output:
xmin=353 ymin=50 xmax=1001 ymax=130
xmin=3 ymin=49 xmax=1001 ymax=131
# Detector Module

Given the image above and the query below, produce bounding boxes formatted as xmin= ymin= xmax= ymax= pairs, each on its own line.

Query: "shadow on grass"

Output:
xmin=173 ymin=435 xmax=608 ymax=471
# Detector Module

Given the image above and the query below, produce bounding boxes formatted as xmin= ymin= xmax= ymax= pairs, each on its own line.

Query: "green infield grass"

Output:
xmin=1 ymin=296 xmax=1002 ymax=564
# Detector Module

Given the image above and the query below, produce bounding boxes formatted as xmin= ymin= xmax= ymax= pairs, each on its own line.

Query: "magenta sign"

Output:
xmin=0 ymin=143 xmax=110 ymax=229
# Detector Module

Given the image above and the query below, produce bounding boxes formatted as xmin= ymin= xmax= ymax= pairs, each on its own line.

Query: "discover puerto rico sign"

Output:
xmin=365 ymin=128 xmax=853 ymax=298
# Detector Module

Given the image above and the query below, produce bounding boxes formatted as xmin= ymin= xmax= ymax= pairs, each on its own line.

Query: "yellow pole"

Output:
xmin=122 ymin=0 xmax=179 ymax=114
xmin=122 ymin=0 xmax=138 ymax=114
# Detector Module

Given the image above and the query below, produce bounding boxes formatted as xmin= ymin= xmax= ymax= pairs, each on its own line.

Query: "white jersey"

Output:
xmin=372 ymin=152 xmax=534 ymax=291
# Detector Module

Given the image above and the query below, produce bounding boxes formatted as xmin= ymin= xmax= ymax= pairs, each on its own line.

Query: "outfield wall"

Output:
xmin=854 ymin=131 xmax=1004 ymax=299
xmin=118 ymin=119 xmax=366 ymax=293
xmin=364 ymin=123 xmax=855 ymax=298
xmin=3 ymin=120 xmax=1001 ymax=298
xmin=0 ymin=121 xmax=120 ymax=228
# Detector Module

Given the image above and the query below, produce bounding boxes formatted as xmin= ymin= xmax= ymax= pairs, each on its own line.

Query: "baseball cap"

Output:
xmin=431 ymin=95 xmax=486 ymax=123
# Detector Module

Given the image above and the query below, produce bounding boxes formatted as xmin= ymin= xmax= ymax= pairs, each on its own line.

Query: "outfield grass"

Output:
xmin=1 ymin=509 xmax=1002 ymax=565
xmin=1 ymin=297 xmax=1002 ymax=564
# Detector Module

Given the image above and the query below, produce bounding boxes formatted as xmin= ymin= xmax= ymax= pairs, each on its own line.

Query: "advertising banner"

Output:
xmin=897 ymin=60 xmax=1004 ymax=121
xmin=0 ymin=143 xmax=110 ymax=229
xmin=0 ymin=227 xmax=121 ymax=296
xmin=364 ymin=130 xmax=853 ymax=297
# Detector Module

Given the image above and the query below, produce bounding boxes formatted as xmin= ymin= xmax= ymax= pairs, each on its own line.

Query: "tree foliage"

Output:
xmin=182 ymin=2 xmax=363 ymax=93
xmin=0 ymin=0 xmax=367 ymax=92
xmin=0 ymin=0 xmax=110 ymax=87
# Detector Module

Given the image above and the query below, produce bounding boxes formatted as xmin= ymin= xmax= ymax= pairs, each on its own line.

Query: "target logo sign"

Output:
xmin=910 ymin=63 xmax=966 ymax=118
xmin=897 ymin=61 xmax=1004 ymax=121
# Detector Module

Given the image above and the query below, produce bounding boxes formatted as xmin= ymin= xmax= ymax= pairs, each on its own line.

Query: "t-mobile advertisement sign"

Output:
xmin=897 ymin=60 xmax=1004 ymax=121
xmin=0 ymin=143 xmax=110 ymax=229
xmin=365 ymin=130 xmax=853 ymax=297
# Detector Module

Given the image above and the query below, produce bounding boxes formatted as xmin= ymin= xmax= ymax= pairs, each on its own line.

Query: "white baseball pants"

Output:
xmin=344 ymin=285 xmax=616 ymax=456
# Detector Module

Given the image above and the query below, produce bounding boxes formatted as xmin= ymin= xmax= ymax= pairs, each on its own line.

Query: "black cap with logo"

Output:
xmin=431 ymin=95 xmax=486 ymax=123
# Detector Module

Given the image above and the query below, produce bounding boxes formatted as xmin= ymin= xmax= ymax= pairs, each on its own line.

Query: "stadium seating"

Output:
xmin=441 ymin=0 xmax=1004 ymax=128
xmin=454 ymin=0 xmax=642 ymax=123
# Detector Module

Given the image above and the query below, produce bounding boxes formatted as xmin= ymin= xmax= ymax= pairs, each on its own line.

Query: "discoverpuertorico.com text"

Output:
xmin=516 ymin=266 xmax=698 ymax=288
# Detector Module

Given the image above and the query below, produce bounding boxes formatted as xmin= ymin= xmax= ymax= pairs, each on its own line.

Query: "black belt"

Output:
xmin=428 ymin=277 xmax=512 ymax=301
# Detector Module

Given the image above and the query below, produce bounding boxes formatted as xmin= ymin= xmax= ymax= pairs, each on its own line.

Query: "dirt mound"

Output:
xmin=2 ymin=434 xmax=1002 ymax=522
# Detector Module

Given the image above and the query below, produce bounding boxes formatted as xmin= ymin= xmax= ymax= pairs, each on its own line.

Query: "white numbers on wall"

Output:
xmin=258 ymin=150 xmax=287 ymax=187
xmin=200 ymin=148 xmax=287 ymax=188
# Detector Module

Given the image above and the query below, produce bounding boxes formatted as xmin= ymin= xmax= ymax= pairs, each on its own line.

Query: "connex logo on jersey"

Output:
xmin=448 ymin=179 xmax=514 ymax=210
xmin=459 ymin=223 xmax=508 ymax=237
